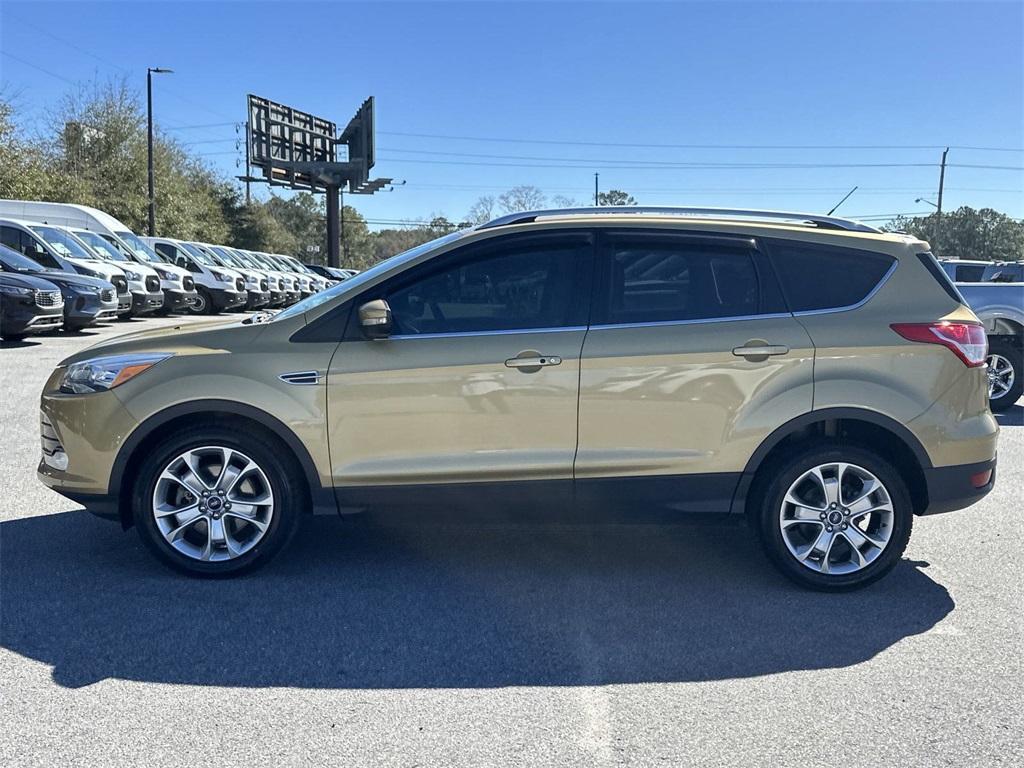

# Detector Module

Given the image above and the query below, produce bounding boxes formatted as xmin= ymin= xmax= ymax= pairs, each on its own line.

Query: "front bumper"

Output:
xmin=245 ymin=290 xmax=272 ymax=309
xmin=919 ymin=456 xmax=997 ymax=515
xmin=267 ymin=290 xmax=287 ymax=307
xmin=163 ymin=288 xmax=200 ymax=312
xmin=211 ymin=287 xmax=249 ymax=311
xmin=131 ymin=290 xmax=165 ymax=315
xmin=116 ymin=291 xmax=133 ymax=315
xmin=65 ymin=293 xmax=119 ymax=328
xmin=2 ymin=304 xmax=64 ymax=335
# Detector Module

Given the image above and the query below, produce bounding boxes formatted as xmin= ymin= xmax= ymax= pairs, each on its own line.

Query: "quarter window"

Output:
xmin=767 ymin=241 xmax=896 ymax=312
xmin=600 ymin=241 xmax=762 ymax=324
xmin=383 ymin=244 xmax=581 ymax=335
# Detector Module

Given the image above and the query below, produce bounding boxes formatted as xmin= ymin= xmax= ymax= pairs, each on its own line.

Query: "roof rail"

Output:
xmin=478 ymin=206 xmax=882 ymax=234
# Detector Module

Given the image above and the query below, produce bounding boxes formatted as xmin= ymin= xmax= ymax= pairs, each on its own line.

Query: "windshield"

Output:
xmin=74 ymin=230 xmax=128 ymax=261
xmin=210 ymin=246 xmax=243 ymax=269
xmin=30 ymin=226 xmax=96 ymax=261
xmin=180 ymin=242 xmax=218 ymax=266
xmin=0 ymin=244 xmax=46 ymax=273
xmin=272 ymin=230 xmax=471 ymax=323
xmin=232 ymin=250 xmax=258 ymax=269
xmin=250 ymin=253 xmax=276 ymax=270
xmin=115 ymin=230 xmax=163 ymax=263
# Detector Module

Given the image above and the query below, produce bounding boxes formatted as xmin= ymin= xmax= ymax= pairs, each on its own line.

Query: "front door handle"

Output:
xmin=732 ymin=344 xmax=789 ymax=359
xmin=505 ymin=354 xmax=562 ymax=369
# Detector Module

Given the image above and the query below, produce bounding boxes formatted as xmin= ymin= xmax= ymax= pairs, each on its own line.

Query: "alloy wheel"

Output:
xmin=778 ymin=462 xmax=894 ymax=575
xmin=987 ymin=353 xmax=1015 ymax=401
xmin=152 ymin=446 xmax=274 ymax=562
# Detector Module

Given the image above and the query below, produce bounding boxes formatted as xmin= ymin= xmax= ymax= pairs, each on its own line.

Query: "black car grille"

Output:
xmin=34 ymin=290 xmax=62 ymax=307
xmin=145 ymin=276 xmax=159 ymax=292
xmin=100 ymin=288 xmax=115 ymax=302
xmin=260 ymin=279 xmax=268 ymax=291
xmin=235 ymin=278 xmax=245 ymax=292
xmin=112 ymin=276 xmax=128 ymax=293
xmin=183 ymin=276 xmax=195 ymax=291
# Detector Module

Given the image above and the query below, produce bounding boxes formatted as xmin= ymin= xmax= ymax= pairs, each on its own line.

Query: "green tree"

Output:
xmin=884 ymin=206 xmax=1024 ymax=261
xmin=0 ymin=97 xmax=53 ymax=199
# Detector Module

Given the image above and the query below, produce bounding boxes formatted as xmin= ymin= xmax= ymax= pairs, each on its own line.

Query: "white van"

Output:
xmin=0 ymin=200 xmax=193 ymax=315
xmin=26 ymin=223 xmax=133 ymax=315
xmin=143 ymin=237 xmax=248 ymax=314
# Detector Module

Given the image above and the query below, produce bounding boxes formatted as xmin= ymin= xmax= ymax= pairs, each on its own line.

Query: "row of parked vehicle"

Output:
xmin=0 ymin=200 xmax=355 ymax=341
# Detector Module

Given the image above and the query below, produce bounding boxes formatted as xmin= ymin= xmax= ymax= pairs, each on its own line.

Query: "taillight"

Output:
xmin=890 ymin=321 xmax=988 ymax=367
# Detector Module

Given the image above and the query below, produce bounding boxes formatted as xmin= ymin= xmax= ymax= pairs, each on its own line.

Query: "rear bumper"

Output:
xmin=920 ymin=456 xmax=997 ymax=515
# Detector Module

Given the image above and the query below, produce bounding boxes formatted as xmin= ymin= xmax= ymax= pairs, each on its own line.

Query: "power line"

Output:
xmin=3 ymin=12 xmax=237 ymax=123
xmin=0 ymin=50 xmax=79 ymax=86
xmin=164 ymin=122 xmax=238 ymax=131
xmin=379 ymin=130 xmax=1024 ymax=153
xmin=377 ymin=156 xmax=946 ymax=170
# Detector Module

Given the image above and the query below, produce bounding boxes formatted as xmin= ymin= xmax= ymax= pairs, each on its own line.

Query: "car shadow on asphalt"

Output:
xmin=0 ymin=511 xmax=954 ymax=690
xmin=995 ymin=403 xmax=1023 ymax=427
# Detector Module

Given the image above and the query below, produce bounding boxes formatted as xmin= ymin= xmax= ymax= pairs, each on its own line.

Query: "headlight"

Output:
xmin=124 ymin=270 xmax=141 ymax=281
xmin=215 ymin=272 xmax=233 ymax=283
xmin=60 ymin=353 xmax=172 ymax=394
xmin=0 ymin=284 xmax=32 ymax=296
xmin=155 ymin=268 xmax=175 ymax=280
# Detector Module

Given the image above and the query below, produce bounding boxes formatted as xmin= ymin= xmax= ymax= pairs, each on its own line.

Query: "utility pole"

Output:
xmin=326 ymin=186 xmax=340 ymax=269
xmin=340 ymin=188 xmax=347 ymax=264
xmin=594 ymin=173 xmax=599 ymax=206
xmin=244 ymin=121 xmax=251 ymax=205
xmin=146 ymin=67 xmax=173 ymax=236
xmin=935 ymin=147 xmax=949 ymax=255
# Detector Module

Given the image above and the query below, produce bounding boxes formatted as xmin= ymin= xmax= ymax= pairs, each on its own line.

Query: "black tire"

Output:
xmin=987 ymin=337 xmax=1022 ymax=413
xmin=132 ymin=426 xmax=303 ymax=577
xmin=189 ymin=288 xmax=212 ymax=315
xmin=755 ymin=441 xmax=913 ymax=591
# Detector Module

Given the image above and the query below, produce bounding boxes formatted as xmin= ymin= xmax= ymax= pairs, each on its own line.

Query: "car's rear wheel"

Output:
xmin=132 ymin=427 xmax=302 ymax=576
xmin=986 ymin=338 xmax=1022 ymax=412
xmin=756 ymin=443 xmax=913 ymax=591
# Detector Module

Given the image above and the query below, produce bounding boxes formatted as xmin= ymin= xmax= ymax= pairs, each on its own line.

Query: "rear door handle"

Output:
xmin=732 ymin=344 xmax=789 ymax=358
xmin=505 ymin=355 xmax=562 ymax=369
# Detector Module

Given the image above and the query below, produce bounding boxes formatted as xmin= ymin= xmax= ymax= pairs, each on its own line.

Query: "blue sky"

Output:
xmin=2 ymin=1 xmax=1022 ymax=229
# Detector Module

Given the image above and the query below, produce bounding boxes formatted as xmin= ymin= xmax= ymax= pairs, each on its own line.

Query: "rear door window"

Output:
xmin=766 ymin=240 xmax=896 ymax=312
xmin=594 ymin=235 xmax=778 ymax=325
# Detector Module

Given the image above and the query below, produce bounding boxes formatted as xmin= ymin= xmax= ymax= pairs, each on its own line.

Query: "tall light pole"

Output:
xmin=147 ymin=67 xmax=173 ymax=236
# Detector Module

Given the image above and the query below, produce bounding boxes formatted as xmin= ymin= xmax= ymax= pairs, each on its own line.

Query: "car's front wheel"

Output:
xmin=132 ymin=427 xmax=302 ymax=576
xmin=756 ymin=443 xmax=913 ymax=591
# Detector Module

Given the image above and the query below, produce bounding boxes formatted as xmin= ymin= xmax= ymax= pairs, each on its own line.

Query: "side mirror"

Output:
xmin=358 ymin=299 xmax=393 ymax=340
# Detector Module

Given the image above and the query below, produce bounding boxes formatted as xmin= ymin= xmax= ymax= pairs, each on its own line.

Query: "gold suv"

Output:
xmin=37 ymin=207 xmax=999 ymax=589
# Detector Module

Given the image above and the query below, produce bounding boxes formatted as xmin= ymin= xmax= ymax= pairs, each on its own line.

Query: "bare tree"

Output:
xmin=498 ymin=185 xmax=547 ymax=214
xmin=467 ymin=195 xmax=496 ymax=224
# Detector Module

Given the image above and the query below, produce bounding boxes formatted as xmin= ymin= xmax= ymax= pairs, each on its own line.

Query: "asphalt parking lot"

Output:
xmin=1 ymin=315 xmax=1022 ymax=768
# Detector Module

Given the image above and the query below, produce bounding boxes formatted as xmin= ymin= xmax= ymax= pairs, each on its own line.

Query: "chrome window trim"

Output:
xmin=790 ymin=259 xmax=898 ymax=317
xmin=390 ymin=325 xmax=588 ymax=341
xmin=589 ymin=312 xmax=794 ymax=332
